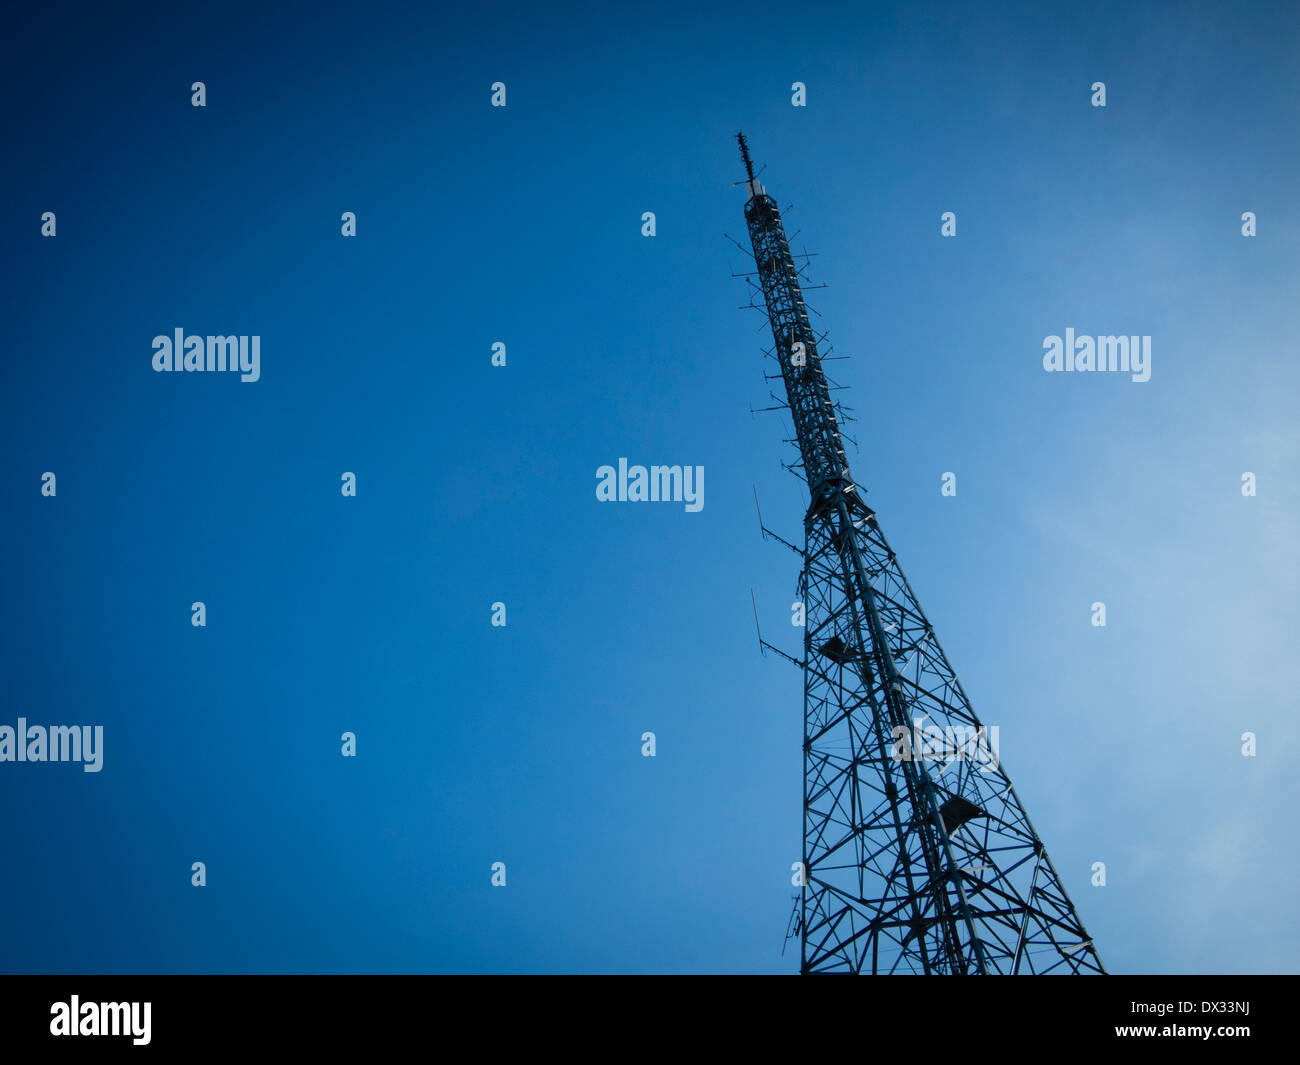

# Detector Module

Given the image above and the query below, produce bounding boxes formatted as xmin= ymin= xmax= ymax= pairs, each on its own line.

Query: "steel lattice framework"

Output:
xmin=735 ymin=134 xmax=1105 ymax=975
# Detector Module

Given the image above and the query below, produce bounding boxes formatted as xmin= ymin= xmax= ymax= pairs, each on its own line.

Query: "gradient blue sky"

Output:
xmin=2 ymin=0 xmax=1297 ymax=973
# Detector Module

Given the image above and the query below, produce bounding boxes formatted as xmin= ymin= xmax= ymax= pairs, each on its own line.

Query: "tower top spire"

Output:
xmin=737 ymin=131 xmax=756 ymax=184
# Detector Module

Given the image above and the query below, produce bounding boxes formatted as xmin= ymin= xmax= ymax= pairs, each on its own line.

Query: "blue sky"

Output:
xmin=2 ymin=0 xmax=1296 ymax=973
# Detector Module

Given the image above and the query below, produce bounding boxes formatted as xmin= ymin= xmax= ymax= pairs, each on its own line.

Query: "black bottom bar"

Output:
xmin=1 ymin=974 xmax=1290 ymax=1053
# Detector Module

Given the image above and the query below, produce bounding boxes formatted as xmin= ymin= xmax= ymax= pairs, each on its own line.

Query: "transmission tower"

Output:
xmin=734 ymin=133 xmax=1105 ymax=975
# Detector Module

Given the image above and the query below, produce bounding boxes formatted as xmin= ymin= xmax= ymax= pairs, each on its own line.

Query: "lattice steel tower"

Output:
xmin=735 ymin=133 xmax=1104 ymax=975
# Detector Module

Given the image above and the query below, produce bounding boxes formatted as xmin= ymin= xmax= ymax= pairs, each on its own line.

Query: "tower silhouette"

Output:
xmin=735 ymin=133 xmax=1105 ymax=974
